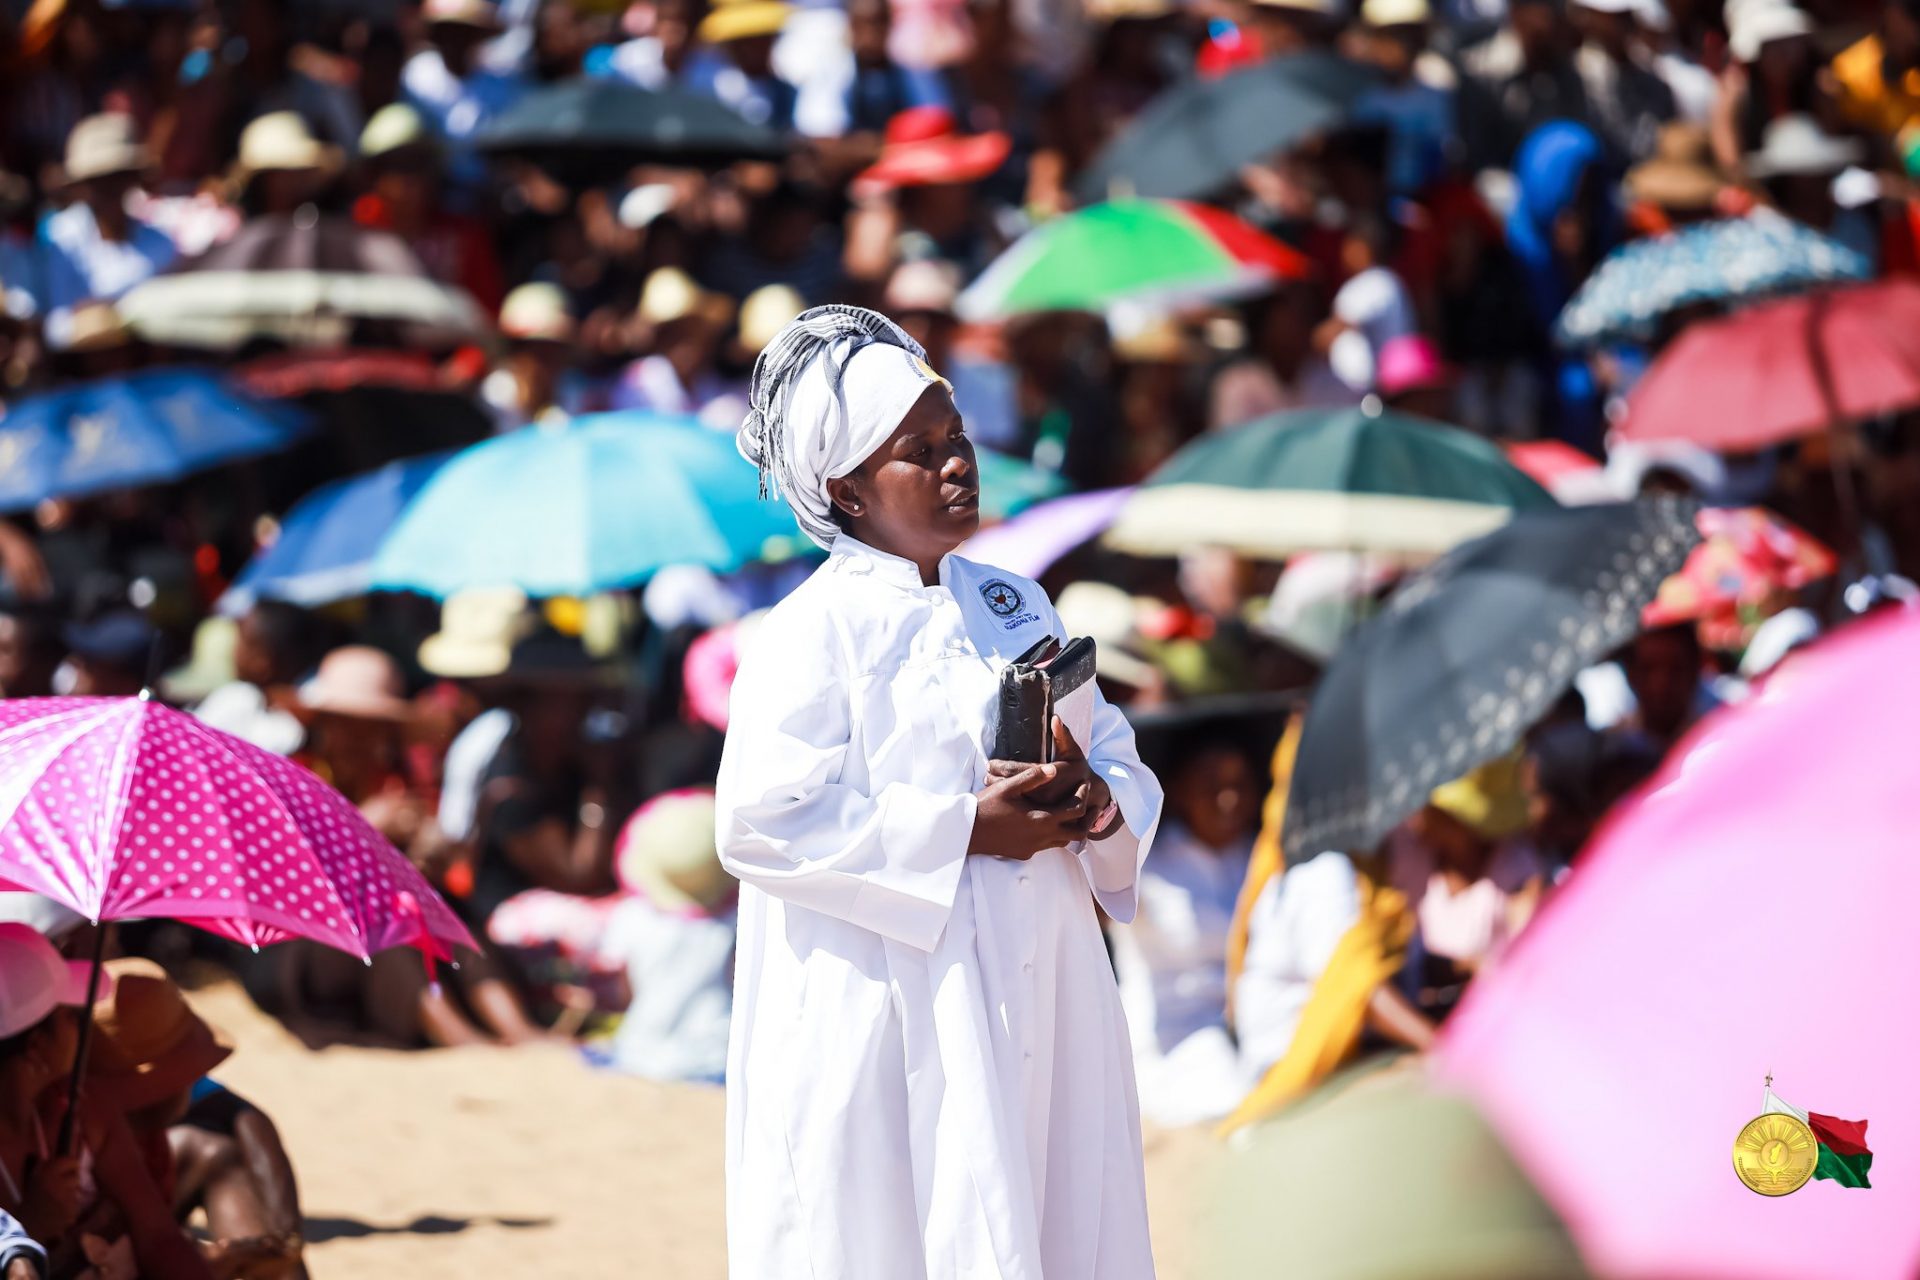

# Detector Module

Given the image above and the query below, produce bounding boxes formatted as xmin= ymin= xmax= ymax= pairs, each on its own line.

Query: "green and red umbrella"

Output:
xmin=955 ymin=199 xmax=1312 ymax=322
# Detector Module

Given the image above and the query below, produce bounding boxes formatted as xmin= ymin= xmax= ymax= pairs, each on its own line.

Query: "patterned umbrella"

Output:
xmin=0 ymin=369 xmax=309 ymax=512
xmin=0 ymin=695 xmax=475 ymax=1151
xmin=117 ymin=213 xmax=488 ymax=350
xmin=1643 ymin=506 xmax=1838 ymax=649
xmin=1282 ymin=499 xmax=1700 ymax=860
xmin=1555 ymin=215 xmax=1870 ymax=349
xmin=0 ymin=697 xmax=473 ymax=961
xmin=1105 ymin=404 xmax=1558 ymax=561
xmin=955 ymin=200 xmax=1311 ymax=321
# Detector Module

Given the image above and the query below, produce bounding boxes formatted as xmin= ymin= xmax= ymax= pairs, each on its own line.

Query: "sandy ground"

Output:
xmin=183 ymin=978 xmax=1213 ymax=1280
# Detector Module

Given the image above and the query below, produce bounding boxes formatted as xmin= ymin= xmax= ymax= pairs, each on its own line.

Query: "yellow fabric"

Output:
xmin=1426 ymin=748 xmax=1529 ymax=841
xmin=1224 ymin=711 xmax=1301 ymax=1014
xmin=1833 ymin=36 xmax=1920 ymax=137
xmin=1219 ymin=860 xmax=1414 ymax=1136
xmin=698 ymin=0 xmax=793 ymax=42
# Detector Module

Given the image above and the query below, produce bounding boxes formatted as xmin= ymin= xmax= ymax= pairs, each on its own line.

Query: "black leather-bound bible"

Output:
xmin=990 ymin=635 xmax=1097 ymax=763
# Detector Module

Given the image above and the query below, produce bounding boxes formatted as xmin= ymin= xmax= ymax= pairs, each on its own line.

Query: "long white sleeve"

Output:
xmin=715 ymin=604 xmax=977 ymax=952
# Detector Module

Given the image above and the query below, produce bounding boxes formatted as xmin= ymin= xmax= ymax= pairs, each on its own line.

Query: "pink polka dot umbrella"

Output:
xmin=0 ymin=695 xmax=477 ymax=1153
xmin=0 ymin=696 xmax=475 ymax=962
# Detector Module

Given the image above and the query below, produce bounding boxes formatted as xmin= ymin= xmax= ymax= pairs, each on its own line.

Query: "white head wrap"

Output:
xmin=738 ymin=305 xmax=946 ymax=548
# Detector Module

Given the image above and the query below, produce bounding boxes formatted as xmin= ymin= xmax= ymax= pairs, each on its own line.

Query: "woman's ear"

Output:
xmin=826 ymin=476 xmax=864 ymax=519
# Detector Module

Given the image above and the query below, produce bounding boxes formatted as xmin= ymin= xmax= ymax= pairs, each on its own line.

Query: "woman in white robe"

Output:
xmin=716 ymin=306 xmax=1165 ymax=1280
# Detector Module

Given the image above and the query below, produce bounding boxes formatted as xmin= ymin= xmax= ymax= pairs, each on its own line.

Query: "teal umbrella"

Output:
xmin=1104 ymin=404 xmax=1558 ymax=560
xmin=368 ymin=413 xmax=806 ymax=598
xmin=975 ymin=446 xmax=1069 ymax=520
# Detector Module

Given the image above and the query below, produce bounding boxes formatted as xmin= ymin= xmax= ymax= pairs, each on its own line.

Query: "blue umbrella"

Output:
xmin=220 ymin=450 xmax=457 ymax=615
xmin=1555 ymin=215 xmax=1870 ymax=348
xmin=0 ymin=369 xmax=309 ymax=511
xmin=368 ymin=413 xmax=806 ymax=599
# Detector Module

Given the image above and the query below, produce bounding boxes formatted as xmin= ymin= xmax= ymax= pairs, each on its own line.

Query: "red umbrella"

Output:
xmin=235 ymin=349 xmax=446 ymax=398
xmin=1617 ymin=280 xmax=1920 ymax=450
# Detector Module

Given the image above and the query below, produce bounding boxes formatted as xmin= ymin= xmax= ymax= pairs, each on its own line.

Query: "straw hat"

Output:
xmin=1086 ymin=0 xmax=1177 ymax=19
xmin=0 ymin=922 xmax=103 ymax=1040
xmin=418 ymin=586 xmax=532 ymax=679
xmin=884 ymin=259 xmax=963 ymax=317
xmin=64 ymin=113 xmax=151 ymax=184
xmin=229 ymin=111 xmax=342 ymax=187
xmin=423 ymin=0 xmax=506 ymax=30
xmin=854 ymin=107 xmax=1012 ymax=193
xmin=1361 ymin=0 xmax=1432 ymax=26
xmin=614 ymin=789 xmax=735 ymax=912
xmin=636 ymin=267 xmax=736 ymax=330
xmin=1727 ymin=0 xmax=1811 ymax=61
xmin=361 ymin=103 xmax=435 ymax=162
xmin=737 ymin=284 xmax=807 ymax=355
xmin=1746 ymin=114 xmax=1864 ymax=180
xmin=88 ymin=958 xmax=232 ymax=1112
xmin=698 ymin=0 xmax=794 ymax=43
xmin=1112 ymin=315 xmax=1206 ymax=364
xmin=162 ymin=616 xmax=239 ymax=705
xmin=299 ymin=645 xmax=413 ymax=722
xmin=60 ymin=301 xmax=134 ymax=354
xmin=500 ymin=283 xmax=576 ymax=344
xmin=1624 ymin=123 xmax=1726 ymax=212
xmin=1250 ymin=0 xmax=1340 ymax=17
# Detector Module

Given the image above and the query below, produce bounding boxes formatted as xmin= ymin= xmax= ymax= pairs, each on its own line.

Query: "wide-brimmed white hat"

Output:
xmin=231 ymin=112 xmax=341 ymax=185
xmin=360 ymin=103 xmax=434 ymax=162
xmin=419 ymin=586 xmax=533 ymax=679
xmin=1727 ymin=0 xmax=1812 ymax=60
xmin=64 ymin=113 xmax=150 ymax=183
xmin=1746 ymin=114 xmax=1864 ymax=179
xmin=500 ymin=283 xmax=575 ymax=344
xmin=0 ymin=922 xmax=106 ymax=1039
xmin=423 ymin=0 xmax=506 ymax=30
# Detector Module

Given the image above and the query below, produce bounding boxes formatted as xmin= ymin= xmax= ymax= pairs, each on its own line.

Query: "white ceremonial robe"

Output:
xmin=717 ymin=535 xmax=1164 ymax=1280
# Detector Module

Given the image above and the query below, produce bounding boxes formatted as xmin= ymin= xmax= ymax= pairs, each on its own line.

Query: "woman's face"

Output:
xmin=829 ymin=385 xmax=980 ymax=565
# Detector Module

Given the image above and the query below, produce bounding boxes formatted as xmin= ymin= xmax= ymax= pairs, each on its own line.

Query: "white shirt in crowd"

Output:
xmin=1329 ymin=265 xmax=1418 ymax=393
xmin=1234 ymin=849 xmax=1363 ymax=1080
xmin=715 ymin=534 xmax=1163 ymax=1280
xmin=34 ymin=202 xmax=176 ymax=345
xmin=603 ymin=895 xmax=735 ymax=1084
xmin=1110 ymin=822 xmax=1253 ymax=1126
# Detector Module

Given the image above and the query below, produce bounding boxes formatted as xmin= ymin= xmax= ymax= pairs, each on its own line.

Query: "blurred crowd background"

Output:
xmin=1 ymin=0 xmax=1919 ymax=1274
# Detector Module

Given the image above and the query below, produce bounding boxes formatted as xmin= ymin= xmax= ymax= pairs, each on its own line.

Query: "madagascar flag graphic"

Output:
xmin=1765 ymin=1088 xmax=1873 ymax=1189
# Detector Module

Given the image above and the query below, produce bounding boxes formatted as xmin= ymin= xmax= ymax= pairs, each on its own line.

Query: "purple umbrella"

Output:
xmin=958 ymin=487 xmax=1134 ymax=579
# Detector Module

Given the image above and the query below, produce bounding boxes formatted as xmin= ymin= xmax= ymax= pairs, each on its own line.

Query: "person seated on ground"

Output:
xmin=86 ymin=960 xmax=304 ymax=1280
xmin=242 ymin=646 xmax=500 ymax=1050
xmin=0 ymin=926 xmax=214 ymax=1280
xmin=599 ymin=790 xmax=737 ymax=1084
xmin=1389 ymin=752 xmax=1549 ymax=1016
xmin=1110 ymin=734 xmax=1262 ymax=1127
xmin=1227 ymin=830 xmax=1434 ymax=1133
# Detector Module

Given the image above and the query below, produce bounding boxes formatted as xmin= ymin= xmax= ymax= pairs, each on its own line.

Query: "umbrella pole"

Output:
xmin=55 ymin=924 xmax=108 ymax=1157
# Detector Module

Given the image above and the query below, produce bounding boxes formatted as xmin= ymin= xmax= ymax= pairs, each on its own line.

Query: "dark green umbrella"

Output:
xmin=1075 ymin=52 xmax=1381 ymax=202
xmin=1103 ymin=403 xmax=1558 ymax=561
xmin=476 ymin=77 xmax=788 ymax=179
xmin=1281 ymin=499 xmax=1700 ymax=861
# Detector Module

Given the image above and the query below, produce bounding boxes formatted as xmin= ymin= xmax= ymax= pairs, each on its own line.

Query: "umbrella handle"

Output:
xmin=56 ymin=925 xmax=109 ymax=1157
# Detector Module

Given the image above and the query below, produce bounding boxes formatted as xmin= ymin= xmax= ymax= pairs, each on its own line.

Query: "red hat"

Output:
xmin=854 ymin=107 xmax=1012 ymax=194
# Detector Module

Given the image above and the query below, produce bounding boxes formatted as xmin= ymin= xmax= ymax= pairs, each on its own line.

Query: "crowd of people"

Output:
xmin=1 ymin=0 xmax=1919 ymax=1272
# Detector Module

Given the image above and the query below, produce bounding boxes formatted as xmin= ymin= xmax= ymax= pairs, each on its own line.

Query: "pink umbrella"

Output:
xmin=1435 ymin=609 xmax=1920 ymax=1279
xmin=1617 ymin=281 xmax=1920 ymax=450
xmin=0 ymin=697 xmax=473 ymax=960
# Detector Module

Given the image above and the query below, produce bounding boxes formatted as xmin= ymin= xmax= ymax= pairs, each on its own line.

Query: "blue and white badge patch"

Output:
xmin=980 ymin=578 xmax=1041 ymax=630
xmin=981 ymin=579 xmax=1023 ymax=617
